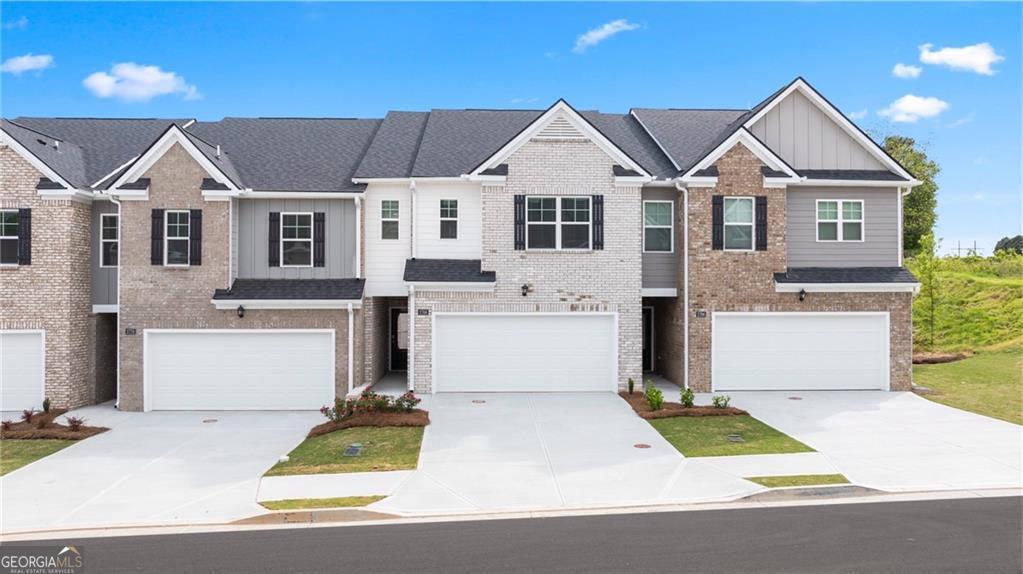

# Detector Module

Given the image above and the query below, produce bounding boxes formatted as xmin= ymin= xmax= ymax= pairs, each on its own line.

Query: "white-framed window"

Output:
xmin=280 ymin=212 xmax=313 ymax=267
xmin=100 ymin=213 xmax=119 ymax=267
xmin=817 ymin=199 xmax=864 ymax=242
xmin=0 ymin=209 xmax=18 ymax=265
xmin=526 ymin=196 xmax=591 ymax=250
xmin=381 ymin=200 xmax=399 ymax=240
xmin=723 ymin=197 xmax=754 ymax=251
xmin=440 ymin=199 xmax=458 ymax=239
xmin=164 ymin=210 xmax=190 ymax=266
xmin=643 ymin=201 xmax=673 ymax=253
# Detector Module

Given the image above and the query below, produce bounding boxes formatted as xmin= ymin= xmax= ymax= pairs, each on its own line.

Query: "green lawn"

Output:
xmin=913 ymin=343 xmax=1022 ymax=425
xmin=259 ymin=495 xmax=386 ymax=511
xmin=0 ymin=439 xmax=76 ymax=476
xmin=265 ymin=426 xmax=424 ymax=476
xmin=648 ymin=415 xmax=814 ymax=457
xmin=746 ymin=474 xmax=850 ymax=488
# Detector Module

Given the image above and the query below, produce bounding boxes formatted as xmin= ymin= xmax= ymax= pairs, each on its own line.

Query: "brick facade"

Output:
xmin=117 ymin=143 xmax=362 ymax=411
xmin=0 ymin=146 xmax=96 ymax=408
xmin=683 ymin=143 xmax=913 ymax=391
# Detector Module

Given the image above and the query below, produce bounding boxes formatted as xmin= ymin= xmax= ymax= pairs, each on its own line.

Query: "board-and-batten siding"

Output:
xmin=91 ymin=200 xmax=118 ymax=306
xmin=750 ymin=90 xmax=884 ymax=171
xmin=641 ymin=187 xmax=677 ymax=289
xmin=237 ymin=198 xmax=356 ymax=279
xmin=786 ymin=187 xmax=900 ymax=267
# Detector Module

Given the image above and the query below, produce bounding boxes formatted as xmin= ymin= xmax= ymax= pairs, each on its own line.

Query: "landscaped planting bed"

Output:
xmin=0 ymin=409 xmax=108 ymax=440
xmin=619 ymin=392 xmax=747 ymax=419
xmin=308 ymin=390 xmax=429 ymax=438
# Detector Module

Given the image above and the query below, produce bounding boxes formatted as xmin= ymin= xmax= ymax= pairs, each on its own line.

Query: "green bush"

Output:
xmin=644 ymin=382 xmax=664 ymax=411
xmin=680 ymin=388 xmax=695 ymax=408
xmin=711 ymin=394 xmax=731 ymax=409
xmin=627 ymin=378 xmax=635 ymax=395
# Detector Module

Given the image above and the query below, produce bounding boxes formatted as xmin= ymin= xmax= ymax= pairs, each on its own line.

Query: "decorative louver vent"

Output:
xmin=535 ymin=114 xmax=585 ymax=140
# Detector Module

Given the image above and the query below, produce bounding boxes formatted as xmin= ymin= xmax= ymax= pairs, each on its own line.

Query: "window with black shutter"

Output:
xmin=313 ymin=212 xmax=326 ymax=267
xmin=755 ymin=196 xmax=767 ymax=251
xmin=513 ymin=195 xmax=525 ymax=250
xmin=592 ymin=195 xmax=604 ymax=250
xmin=151 ymin=208 xmax=165 ymax=265
xmin=711 ymin=196 xmax=723 ymax=250
xmin=17 ymin=208 xmax=30 ymax=265
xmin=189 ymin=209 xmax=202 ymax=265
xmin=268 ymin=211 xmax=280 ymax=267
xmin=0 ymin=209 xmax=23 ymax=265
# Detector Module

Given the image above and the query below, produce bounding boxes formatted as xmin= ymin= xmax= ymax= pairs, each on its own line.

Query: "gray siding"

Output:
xmin=237 ymin=198 xmax=357 ymax=279
xmin=786 ymin=187 xmax=900 ymax=267
xmin=91 ymin=200 xmax=118 ymax=306
xmin=750 ymin=90 xmax=885 ymax=170
xmin=641 ymin=187 xmax=678 ymax=289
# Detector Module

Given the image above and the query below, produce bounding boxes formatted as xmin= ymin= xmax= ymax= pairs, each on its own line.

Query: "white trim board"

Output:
xmin=641 ymin=288 xmax=677 ymax=297
xmin=679 ymin=127 xmax=800 ymax=183
xmin=109 ymin=125 xmax=241 ymax=193
xmin=774 ymin=282 xmax=919 ymax=294
xmin=210 ymin=299 xmax=363 ymax=310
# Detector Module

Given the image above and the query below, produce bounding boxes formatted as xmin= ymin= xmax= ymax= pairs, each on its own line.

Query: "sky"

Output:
xmin=1 ymin=2 xmax=1019 ymax=254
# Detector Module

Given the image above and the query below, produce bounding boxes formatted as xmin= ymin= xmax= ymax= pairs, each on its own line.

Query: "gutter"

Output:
xmin=408 ymin=285 xmax=416 ymax=392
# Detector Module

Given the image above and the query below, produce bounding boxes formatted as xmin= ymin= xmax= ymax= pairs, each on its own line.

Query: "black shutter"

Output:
xmin=513 ymin=195 xmax=525 ymax=250
xmin=189 ymin=209 xmax=202 ymax=265
xmin=592 ymin=195 xmax=604 ymax=250
xmin=151 ymin=209 xmax=164 ymax=265
xmin=17 ymin=208 xmax=31 ymax=265
xmin=711 ymin=196 xmax=723 ymax=250
xmin=268 ymin=212 xmax=280 ymax=267
xmin=755 ymin=196 xmax=768 ymax=251
xmin=313 ymin=212 xmax=326 ymax=267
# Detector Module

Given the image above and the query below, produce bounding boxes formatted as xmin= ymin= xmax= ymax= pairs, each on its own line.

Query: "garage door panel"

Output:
xmin=147 ymin=331 xmax=334 ymax=410
xmin=435 ymin=315 xmax=615 ymax=392
xmin=1 ymin=332 xmax=44 ymax=412
xmin=714 ymin=314 xmax=888 ymax=391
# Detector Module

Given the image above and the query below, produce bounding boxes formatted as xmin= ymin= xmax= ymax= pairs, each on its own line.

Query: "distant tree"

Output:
xmin=994 ymin=235 xmax=1023 ymax=254
xmin=884 ymin=136 xmax=939 ymax=256
xmin=913 ymin=233 xmax=941 ymax=351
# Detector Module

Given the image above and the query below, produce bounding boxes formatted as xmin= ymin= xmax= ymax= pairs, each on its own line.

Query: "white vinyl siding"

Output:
xmin=414 ymin=181 xmax=482 ymax=260
xmin=433 ymin=314 xmax=616 ymax=392
xmin=365 ymin=183 xmax=412 ymax=296
xmin=145 ymin=330 xmax=334 ymax=410
xmin=0 ymin=331 xmax=45 ymax=411
xmin=712 ymin=313 xmax=889 ymax=391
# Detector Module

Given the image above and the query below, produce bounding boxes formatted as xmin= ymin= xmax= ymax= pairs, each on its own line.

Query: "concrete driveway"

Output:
xmin=725 ymin=391 xmax=1023 ymax=491
xmin=370 ymin=393 xmax=761 ymax=515
xmin=1 ymin=404 xmax=320 ymax=533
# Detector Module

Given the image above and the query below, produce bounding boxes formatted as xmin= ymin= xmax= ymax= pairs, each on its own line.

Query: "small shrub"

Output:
xmin=66 ymin=416 xmax=86 ymax=432
xmin=644 ymin=381 xmax=664 ymax=411
xmin=1 ymin=420 xmax=11 ymax=431
xmin=42 ymin=398 xmax=51 ymax=413
xmin=394 ymin=391 xmax=421 ymax=413
xmin=627 ymin=378 xmax=635 ymax=395
xmin=321 ymin=390 xmax=421 ymax=421
xmin=680 ymin=388 xmax=695 ymax=408
xmin=711 ymin=394 xmax=731 ymax=409
xmin=35 ymin=418 xmax=49 ymax=430
xmin=21 ymin=410 xmax=34 ymax=423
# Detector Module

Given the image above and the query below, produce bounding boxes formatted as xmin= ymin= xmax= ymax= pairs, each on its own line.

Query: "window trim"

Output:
xmin=723 ymin=196 xmax=755 ymax=252
xmin=642 ymin=200 xmax=674 ymax=253
xmin=279 ymin=211 xmax=314 ymax=268
xmin=380 ymin=199 xmax=400 ymax=240
xmin=525 ymin=195 xmax=592 ymax=251
xmin=163 ymin=210 xmax=191 ymax=267
xmin=815 ymin=199 xmax=865 ymax=243
xmin=100 ymin=213 xmax=119 ymax=268
xmin=439 ymin=199 xmax=458 ymax=240
xmin=0 ymin=209 xmax=19 ymax=266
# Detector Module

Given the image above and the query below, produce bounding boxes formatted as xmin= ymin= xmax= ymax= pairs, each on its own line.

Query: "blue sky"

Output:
xmin=2 ymin=2 xmax=1019 ymax=253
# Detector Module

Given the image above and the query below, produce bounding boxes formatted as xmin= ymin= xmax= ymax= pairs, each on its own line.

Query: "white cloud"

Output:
xmin=848 ymin=109 xmax=868 ymax=120
xmin=919 ymin=42 xmax=1004 ymax=75
xmin=83 ymin=63 xmax=201 ymax=102
xmin=4 ymin=16 xmax=28 ymax=30
xmin=892 ymin=63 xmax=922 ymax=79
xmin=947 ymin=113 xmax=974 ymax=128
xmin=1 ymin=53 xmax=54 ymax=74
xmin=572 ymin=19 xmax=640 ymax=54
xmin=878 ymin=94 xmax=949 ymax=123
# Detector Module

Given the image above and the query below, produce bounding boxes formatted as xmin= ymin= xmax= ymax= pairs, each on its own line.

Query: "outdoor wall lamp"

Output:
xmin=521 ymin=284 xmax=529 ymax=297
xmin=798 ymin=289 xmax=807 ymax=302
xmin=237 ymin=305 xmax=245 ymax=318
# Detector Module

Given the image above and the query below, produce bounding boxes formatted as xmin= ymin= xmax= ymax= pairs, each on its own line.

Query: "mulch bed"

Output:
xmin=913 ymin=351 xmax=972 ymax=365
xmin=307 ymin=409 xmax=430 ymax=438
xmin=0 ymin=410 xmax=109 ymax=440
xmin=619 ymin=392 xmax=748 ymax=419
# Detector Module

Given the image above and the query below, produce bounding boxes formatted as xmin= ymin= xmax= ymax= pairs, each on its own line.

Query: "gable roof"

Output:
xmin=1 ymin=119 xmax=87 ymax=188
xmin=411 ymin=109 xmax=543 ymax=178
xmin=108 ymin=124 xmax=243 ymax=191
xmin=629 ymin=109 xmax=747 ymax=175
xmin=680 ymin=127 xmax=800 ymax=182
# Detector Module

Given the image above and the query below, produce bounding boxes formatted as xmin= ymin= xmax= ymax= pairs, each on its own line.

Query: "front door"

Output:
xmin=642 ymin=307 xmax=654 ymax=372
xmin=390 ymin=308 xmax=408 ymax=371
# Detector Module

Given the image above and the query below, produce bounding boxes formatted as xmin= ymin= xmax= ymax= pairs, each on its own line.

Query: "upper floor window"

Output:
xmin=281 ymin=212 xmax=313 ymax=267
xmin=100 ymin=213 xmax=119 ymax=267
xmin=526 ymin=196 xmax=591 ymax=250
xmin=643 ymin=201 xmax=673 ymax=253
xmin=817 ymin=200 xmax=863 ymax=242
xmin=723 ymin=197 xmax=754 ymax=251
xmin=440 ymin=199 xmax=458 ymax=239
xmin=381 ymin=200 xmax=399 ymax=240
xmin=165 ymin=210 xmax=191 ymax=266
xmin=0 ymin=209 xmax=18 ymax=265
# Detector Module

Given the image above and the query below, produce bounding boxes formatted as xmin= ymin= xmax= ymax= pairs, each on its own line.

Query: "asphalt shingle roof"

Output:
xmin=212 ymin=278 xmax=366 ymax=300
xmin=774 ymin=267 xmax=919 ymax=284
xmin=2 ymin=119 xmax=88 ymax=188
xmin=800 ymin=169 xmax=908 ymax=182
xmin=410 ymin=109 xmax=543 ymax=178
xmin=629 ymin=109 xmax=747 ymax=174
xmin=403 ymin=259 xmax=496 ymax=283
xmin=353 ymin=111 xmax=430 ymax=179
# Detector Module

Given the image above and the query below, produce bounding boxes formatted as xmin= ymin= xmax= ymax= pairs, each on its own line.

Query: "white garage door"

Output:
xmin=713 ymin=313 xmax=889 ymax=391
xmin=146 ymin=330 xmax=334 ymax=410
xmin=1 ymin=331 xmax=45 ymax=412
xmin=434 ymin=314 xmax=616 ymax=392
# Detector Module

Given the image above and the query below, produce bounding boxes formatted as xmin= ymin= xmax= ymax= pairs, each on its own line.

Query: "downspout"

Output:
xmin=409 ymin=180 xmax=417 ymax=259
xmin=347 ymin=303 xmax=354 ymax=395
xmin=106 ymin=193 xmax=123 ymax=408
xmin=674 ymin=181 xmax=690 ymax=390
xmin=407 ymin=284 xmax=416 ymax=391
xmin=354 ymin=196 xmax=362 ymax=278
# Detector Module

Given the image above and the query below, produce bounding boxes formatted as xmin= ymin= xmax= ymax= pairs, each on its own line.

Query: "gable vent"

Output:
xmin=535 ymin=114 xmax=585 ymax=140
